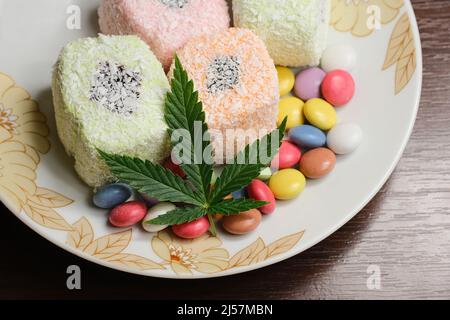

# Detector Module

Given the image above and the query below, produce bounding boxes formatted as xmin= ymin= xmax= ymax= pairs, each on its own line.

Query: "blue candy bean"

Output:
xmin=232 ymin=188 xmax=246 ymax=200
xmin=288 ymin=125 xmax=326 ymax=149
xmin=138 ymin=192 xmax=159 ymax=206
xmin=93 ymin=183 xmax=133 ymax=209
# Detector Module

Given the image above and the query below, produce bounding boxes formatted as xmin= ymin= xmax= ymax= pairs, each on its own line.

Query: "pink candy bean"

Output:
xmin=321 ymin=70 xmax=355 ymax=107
xmin=172 ymin=216 xmax=210 ymax=239
xmin=271 ymin=141 xmax=302 ymax=170
xmin=109 ymin=201 xmax=147 ymax=227
xmin=247 ymin=180 xmax=276 ymax=214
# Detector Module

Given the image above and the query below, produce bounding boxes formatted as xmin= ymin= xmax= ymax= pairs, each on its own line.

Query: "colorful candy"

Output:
xmin=224 ymin=194 xmax=233 ymax=200
xmin=321 ymin=70 xmax=355 ymax=107
xmin=321 ymin=45 xmax=357 ymax=72
xmin=257 ymin=167 xmax=273 ymax=181
xmin=93 ymin=183 xmax=133 ymax=209
xmin=269 ymin=169 xmax=306 ymax=200
xmin=109 ymin=201 xmax=147 ymax=227
xmin=222 ymin=209 xmax=262 ymax=235
xmin=138 ymin=192 xmax=159 ymax=206
xmin=211 ymin=170 xmax=218 ymax=186
xmin=247 ymin=179 xmax=276 ymax=214
xmin=271 ymin=141 xmax=302 ymax=170
xmin=327 ymin=123 xmax=363 ymax=155
xmin=289 ymin=125 xmax=327 ymax=149
xmin=96 ymin=54 xmax=363 ymax=239
xmin=142 ymin=202 xmax=175 ymax=233
xmin=277 ymin=96 xmax=305 ymax=129
xmin=276 ymin=66 xmax=295 ymax=96
xmin=294 ymin=67 xmax=326 ymax=101
xmin=299 ymin=148 xmax=336 ymax=179
xmin=172 ymin=216 xmax=210 ymax=239
xmin=232 ymin=188 xmax=246 ymax=199
xmin=304 ymin=98 xmax=337 ymax=131
xmin=164 ymin=158 xmax=186 ymax=178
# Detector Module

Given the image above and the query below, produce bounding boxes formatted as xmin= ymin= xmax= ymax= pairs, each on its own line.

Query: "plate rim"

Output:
xmin=0 ymin=1 xmax=423 ymax=279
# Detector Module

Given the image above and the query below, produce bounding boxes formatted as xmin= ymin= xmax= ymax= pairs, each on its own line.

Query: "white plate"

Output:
xmin=0 ymin=0 xmax=422 ymax=278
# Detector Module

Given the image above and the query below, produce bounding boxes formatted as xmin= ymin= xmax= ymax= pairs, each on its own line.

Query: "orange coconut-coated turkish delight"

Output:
xmin=170 ymin=28 xmax=279 ymax=162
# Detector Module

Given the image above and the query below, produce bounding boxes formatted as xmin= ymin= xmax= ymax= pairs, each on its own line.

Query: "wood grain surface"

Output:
xmin=1 ymin=0 xmax=449 ymax=300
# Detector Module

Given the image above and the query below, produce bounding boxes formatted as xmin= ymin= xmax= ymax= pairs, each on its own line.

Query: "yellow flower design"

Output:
xmin=331 ymin=0 xmax=404 ymax=36
xmin=152 ymin=230 xmax=229 ymax=275
xmin=0 ymin=105 xmax=18 ymax=136
xmin=0 ymin=72 xmax=52 ymax=214
xmin=0 ymin=141 xmax=37 ymax=211
xmin=0 ymin=73 xmax=50 ymax=163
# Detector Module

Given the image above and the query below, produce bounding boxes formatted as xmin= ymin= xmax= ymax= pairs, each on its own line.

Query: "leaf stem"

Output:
xmin=207 ymin=213 xmax=217 ymax=237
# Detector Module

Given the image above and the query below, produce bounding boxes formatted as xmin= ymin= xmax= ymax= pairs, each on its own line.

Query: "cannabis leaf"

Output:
xmin=209 ymin=199 xmax=269 ymax=215
xmin=98 ymin=150 xmax=202 ymax=206
xmin=99 ymin=55 xmax=286 ymax=235
xmin=149 ymin=207 xmax=207 ymax=226
xmin=164 ymin=56 xmax=213 ymax=203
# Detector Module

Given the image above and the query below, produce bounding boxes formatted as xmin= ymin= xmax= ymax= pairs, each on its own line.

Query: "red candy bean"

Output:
xmin=247 ymin=179 xmax=276 ymax=214
xmin=109 ymin=201 xmax=147 ymax=227
xmin=321 ymin=70 xmax=355 ymax=107
xmin=172 ymin=216 xmax=210 ymax=239
xmin=164 ymin=158 xmax=186 ymax=178
xmin=271 ymin=141 xmax=302 ymax=170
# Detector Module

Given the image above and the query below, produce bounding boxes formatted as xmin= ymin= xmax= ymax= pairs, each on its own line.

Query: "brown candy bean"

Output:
xmin=299 ymin=147 xmax=336 ymax=179
xmin=222 ymin=209 xmax=262 ymax=235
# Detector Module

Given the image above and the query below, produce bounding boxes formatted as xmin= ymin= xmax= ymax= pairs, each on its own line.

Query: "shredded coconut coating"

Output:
xmin=169 ymin=28 xmax=279 ymax=162
xmin=98 ymin=0 xmax=230 ymax=71
xmin=52 ymin=35 xmax=171 ymax=187
xmin=233 ymin=0 xmax=330 ymax=67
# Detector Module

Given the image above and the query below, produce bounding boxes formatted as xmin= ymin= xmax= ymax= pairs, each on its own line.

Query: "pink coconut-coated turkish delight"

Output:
xmin=98 ymin=0 xmax=230 ymax=70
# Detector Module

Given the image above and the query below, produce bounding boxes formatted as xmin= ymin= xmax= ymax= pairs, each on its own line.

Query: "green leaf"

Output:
xmin=209 ymin=118 xmax=287 ymax=204
xmin=165 ymin=55 xmax=213 ymax=203
xmin=209 ymin=164 xmax=261 ymax=204
xmin=98 ymin=150 xmax=202 ymax=206
xmin=147 ymin=207 xmax=207 ymax=226
xmin=209 ymin=199 xmax=269 ymax=215
xmin=256 ymin=117 xmax=288 ymax=166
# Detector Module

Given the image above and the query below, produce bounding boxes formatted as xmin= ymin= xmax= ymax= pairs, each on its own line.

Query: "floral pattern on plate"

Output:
xmin=0 ymin=72 xmax=74 ymax=229
xmin=331 ymin=0 xmax=404 ymax=37
xmin=331 ymin=0 xmax=416 ymax=94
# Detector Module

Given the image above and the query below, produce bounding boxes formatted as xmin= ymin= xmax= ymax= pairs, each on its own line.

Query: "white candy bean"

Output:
xmin=142 ymin=202 xmax=176 ymax=233
xmin=327 ymin=123 xmax=363 ymax=155
xmin=321 ymin=44 xmax=357 ymax=72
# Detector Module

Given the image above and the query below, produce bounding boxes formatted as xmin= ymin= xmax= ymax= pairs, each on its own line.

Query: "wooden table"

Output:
xmin=1 ymin=0 xmax=449 ymax=300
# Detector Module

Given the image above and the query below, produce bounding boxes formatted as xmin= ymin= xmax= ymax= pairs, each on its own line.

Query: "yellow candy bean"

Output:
xmin=304 ymin=98 xmax=337 ymax=131
xmin=269 ymin=169 xmax=306 ymax=200
xmin=276 ymin=66 xmax=295 ymax=97
xmin=277 ymin=97 xmax=305 ymax=129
